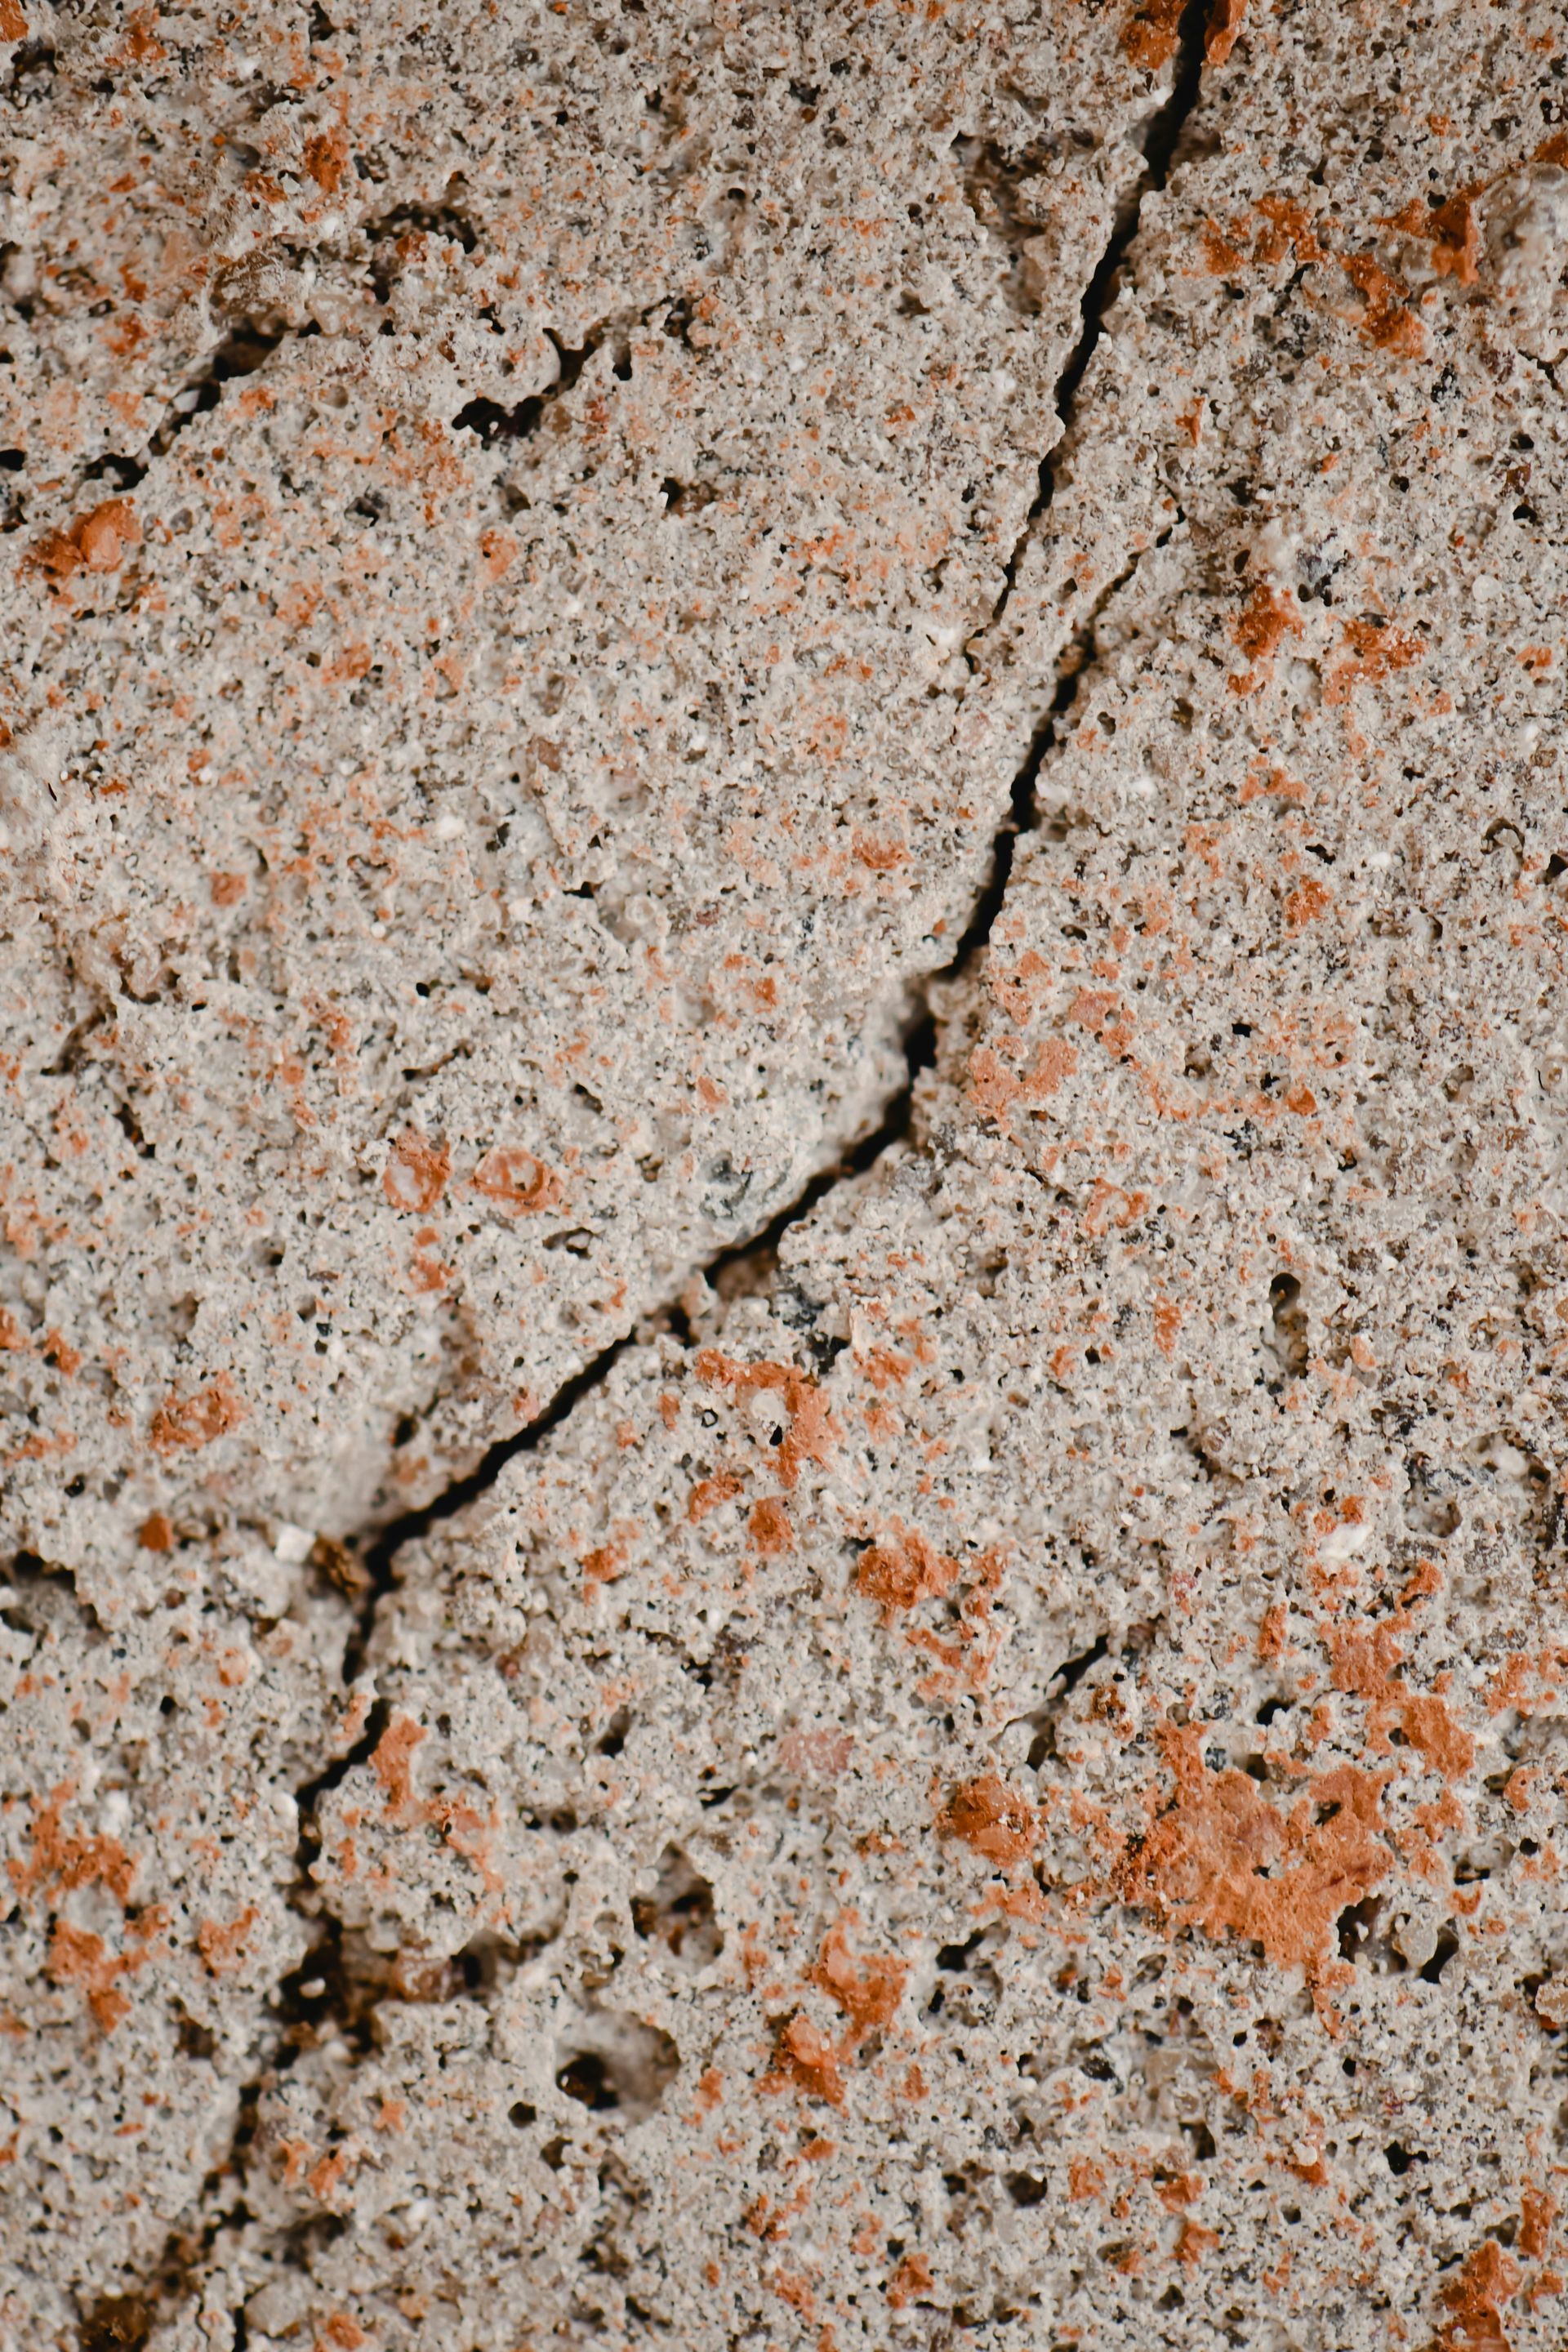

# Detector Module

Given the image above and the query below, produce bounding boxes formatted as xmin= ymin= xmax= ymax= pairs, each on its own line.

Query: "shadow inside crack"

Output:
xmin=69 ymin=22 xmax=1228 ymax=2343
xmin=989 ymin=0 xmax=1214 ymax=628
xmin=452 ymin=320 xmax=620 ymax=445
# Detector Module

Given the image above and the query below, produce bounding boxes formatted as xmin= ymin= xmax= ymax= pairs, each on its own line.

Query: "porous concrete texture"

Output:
xmin=2 ymin=1 xmax=1567 ymax=2349
xmin=0 ymin=0 xmax=1160 ymax=1604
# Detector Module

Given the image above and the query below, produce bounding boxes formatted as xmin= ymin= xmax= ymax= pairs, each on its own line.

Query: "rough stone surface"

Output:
xmin=3 ymin=2 xmax=1568 ymax=2349
xmin=1 ymin=0 xmax=1156 ymax=1603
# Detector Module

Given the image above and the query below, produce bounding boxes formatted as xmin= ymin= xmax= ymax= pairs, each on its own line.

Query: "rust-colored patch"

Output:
xmin=1201 ymin=220 xmax=1249 ymax=275
xmin=852 ymin=829 xmax=906 ymax=872
xmin=45 ymin=1906 xmax=163 ymax=2034
xmin=1341 ymin=254 xmax=1424 ymax=354
xmin=1429 ymin=194 xmax=1481 ymax=286
xmin=1382 ymin=193 xmax=1480 ymax=286
xmin=694 ymin=1351 xmax=840 ymax=1488
xmin=688 ymin=1471 xmax=744 ymax=1523
xmin=1330 ymin=1619 xmax=1475 ymax=1780
xmin=471 ymin=1145 xmax=564 ymax=1217
xmin=1399 ymin=1693 xmax=1475 ymax=1782
xmin=1178 ymin=2221 xmax=1221 ymax=2266
xmin=1283 ymin=875 xmax=1332 ymax=932
xmin=370 ymin=1715 xmax=426 ymax=1815
xmin=1325 ymin=617 xmax=1424 ymax=703
xmin=969 ymin=1045 xmax=1022 ymax=1122
xmin=0 ymin=1 xmax=29 ymax=41
xmin=1029 ymin=1036 xmax=1079 ymax=1098
xmin=1258 ymin=1602 xmax=1287 ymax=1662
xmin=581 ymin=1537 xmax=628 ymax=1587
xmin=765 ymin=2011 xmax=844 ymax=2107
xmin=148 ymin=1374 xmax=245 ymax=1454
xmin=812 ymin=1922 xmax=906 ymax=2044
xmin=777 ymin=1727 xmax=853 ymax=1779
xmin=970 ymin=1033 xmax=1079 ymax=1123
xmin=197 ymin=1906 xmax=259 ymax=1976
xmin=136 ymin=1511 xmax=174 ymax=1552
xmin=1113 ymin=1722 xmax=1392 ymax=1974
xmin=887 ymin=2253 xmax=934 ymax=2310
xmin=1520 ymin=2189 xmax=1557 ymax=2263
xmin=1426 ymin=2238 xmax=1520 ymax=2352
xmin=1120 ymin=0 xmax=1184 ymax=70
xmin=27 ymin=498 xmax=139 ymax=586
xmin=855 ymin=1521 xmax=959 ymax=1621
xmin=383 ymin=1129 xmax=450 ymax=1214
xmin=749 ymin=1498 xmax=793 ymax=1556
xmin=1232 ymin=581 xmax=1303 ymax=669
xmin=47 ymin=1922 xmax=131 ymax=2034
xmin=938 ymin=1774 xmax=1039 ymax=1869
xmin=9 ymin=1784 xmax=137 ymax=1909
xmin=1205 ymin=0 xmax=1245 ymax=64
xmin=303 ymin=129 xmax=350 ymax=191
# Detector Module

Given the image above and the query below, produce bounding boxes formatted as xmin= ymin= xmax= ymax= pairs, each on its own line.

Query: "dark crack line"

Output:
xmin=80 ymin=27 xmax=1221 ymax=2342
xmin=78 ymin=321 xmax=301 ymax=497
xmin=226 ymin=0 xmax=1218 ymax=2129
xmin=989 ymin=0 xmax=1211 ymax=636
xmin=260 ymin=0 xmax=1217 ymax=2016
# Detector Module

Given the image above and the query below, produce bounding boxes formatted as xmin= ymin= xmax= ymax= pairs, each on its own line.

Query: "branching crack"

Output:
xmin=67 ymin=18 xmax=1218 ymax=2341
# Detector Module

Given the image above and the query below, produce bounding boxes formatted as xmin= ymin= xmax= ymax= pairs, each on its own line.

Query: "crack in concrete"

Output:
xmin=989 ymin=0 xmax=1210 ymax=638
xmin=73 ymin=16 xmax=1220 ymax=2337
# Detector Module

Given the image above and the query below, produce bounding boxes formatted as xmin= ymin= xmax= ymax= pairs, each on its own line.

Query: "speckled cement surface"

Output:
xmin=2 ymin=2 xmax=1567 ymax=2349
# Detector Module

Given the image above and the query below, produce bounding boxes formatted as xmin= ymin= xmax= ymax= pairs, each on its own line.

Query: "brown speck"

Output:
xmin=938 ymin=1774 xmax=1039 ymax=1869
xmin=749 ymin=1497 xmax=793 ymax=1556
xmin=371 ymin=1715 xmax=426 ymax=1815
xmin=765 ymin=2011 xmax=844 ymax=2107
xmin=383 ymin=1129 xmax=450 ymax=1214
xmin=812 ymin=1920 xmax=906 ymax=2043
xmin=148 ymin=1375 xmax=245 ymax=1455
xmin=471 ymin=1145 xmax=565 ymax=1217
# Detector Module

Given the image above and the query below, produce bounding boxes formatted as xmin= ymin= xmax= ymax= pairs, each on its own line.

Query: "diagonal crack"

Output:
xmin=78 ymin=321 xmax=300 ymax=497
xmin=278 ymin=0 xmax=1218 ymax=2015
xmin=279 ymin=0 xmax=1220 ymax=1704
xmin=990 ymin=0 xmax=1211 ymax=637
xmin=74 ymin=15 xmax=1220 ymax=2339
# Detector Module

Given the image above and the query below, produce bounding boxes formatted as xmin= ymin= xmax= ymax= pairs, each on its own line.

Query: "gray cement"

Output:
xmin=2 ymin=2 xmax=1566 ymax=2347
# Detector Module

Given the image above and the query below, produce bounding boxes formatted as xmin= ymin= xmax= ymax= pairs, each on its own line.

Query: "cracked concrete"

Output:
xmin=3 ymin=2 xmax=1568 ymax=2348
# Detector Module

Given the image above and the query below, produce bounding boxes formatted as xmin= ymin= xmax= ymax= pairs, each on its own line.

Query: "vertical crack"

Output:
xmin=991 ymin=0 xmax=1213 ymax=632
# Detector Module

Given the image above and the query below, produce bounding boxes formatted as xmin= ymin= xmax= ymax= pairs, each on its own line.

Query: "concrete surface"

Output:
xmin=2 ymin=2 xmax=1566 ymax=2347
